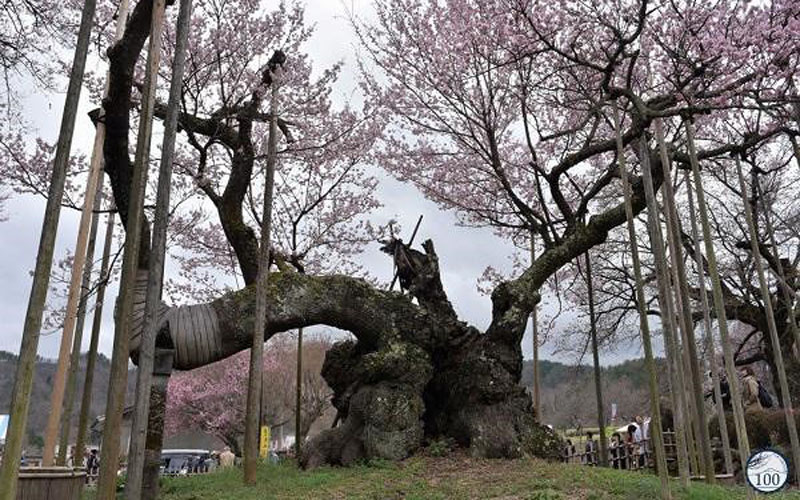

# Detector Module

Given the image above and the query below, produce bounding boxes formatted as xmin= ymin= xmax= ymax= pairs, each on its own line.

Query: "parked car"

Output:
xmin=160 ymin=449 xmax=212 ymax=475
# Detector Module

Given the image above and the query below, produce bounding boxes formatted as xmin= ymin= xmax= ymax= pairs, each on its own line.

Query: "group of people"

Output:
xmin=706 ymin=366 xmax=773 ymax=412
xmin=563 ymin=416 xmax=650 ymax=471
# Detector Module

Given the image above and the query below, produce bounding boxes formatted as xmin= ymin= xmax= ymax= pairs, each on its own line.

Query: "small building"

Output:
xmin=91 ymin=407 xmax=223 ymax=460
xmin=91 ymin=405 xmax=134 ymax=459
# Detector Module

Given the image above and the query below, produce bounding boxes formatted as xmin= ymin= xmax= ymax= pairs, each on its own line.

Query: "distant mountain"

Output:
xmin=0 ymin=351 xmax=135 ymax=450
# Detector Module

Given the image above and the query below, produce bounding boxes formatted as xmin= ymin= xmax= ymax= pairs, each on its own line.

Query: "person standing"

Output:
xmin=584 ymin=431 xmax=597 ymax=465
xmin=609 ymin=433 xmax=622 ymax=469
xmin=741 ymin=367 xmax=763 ymax=412
xmin=219 ymin=447 xmax=236 ymax=468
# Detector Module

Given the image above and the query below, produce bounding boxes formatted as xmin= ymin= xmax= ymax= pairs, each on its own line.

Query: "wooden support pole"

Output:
xmin=244 ymin=62 xmax=283 ymax=485
xmin=295 ymin=327 xmax=304 ymax=457
xmin=96 ymin=1 xmax=167 ymax=497
xmin=681 ymin=347 xmax=700 ymax=476
xmin=0 ymin=0 xmax=97 ymax=496
xmin=56 ymin=177 xmax=105 ymax=466
xmin=141 ymin=347 xmax=174 ymax=499
xmin=611 ymin=107 xmax=670 ymax=497
xmin=639 ymin=136 xmax=692 ymax=486
xmin=585 ymin=250 xmax=608 ymax=467
xmin=530 ymin=233 xmax=541 ymax=418
xmin=684 ymin=172 xmax=734 ymax=475
xmin=74 ymin=208 xmax=115 ymax=467
xmin=685 ymin=120 xmax=752 ymax=478
xmin=56 ymin=0 xmax=130 ymax=469
xmin=735 ymin=156 xmax=800 ymax=485
xmin=125 ymin=0 xmax=193 ymax=496
xmin=653 ymin=120 xmax=715 ymax=482
xmin=42 ymin=90 xmax=109 ymax=466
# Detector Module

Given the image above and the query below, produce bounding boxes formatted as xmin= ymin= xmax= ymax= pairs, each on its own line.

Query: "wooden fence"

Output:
xmin=562 ymin=431 xmax=679 ymax=472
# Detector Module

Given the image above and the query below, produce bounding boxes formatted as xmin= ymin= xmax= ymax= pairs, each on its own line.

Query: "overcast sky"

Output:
xmin=0 ymin=1 xmax=658 ymax=367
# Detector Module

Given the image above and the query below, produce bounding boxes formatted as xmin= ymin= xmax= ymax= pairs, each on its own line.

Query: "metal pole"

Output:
xmin=96 ymin=1 xmax=167 ymax=497
xmin=125 ymin=0 xmax=193 ymax=496
xmin=611 ymin=107 xmax=670 ymax=497
xmin=0 ymin=0 xmax=97 ymax=496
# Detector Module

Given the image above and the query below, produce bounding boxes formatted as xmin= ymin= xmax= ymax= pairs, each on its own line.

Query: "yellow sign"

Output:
xmin=259 ymin=425 xmax=271 ymax=458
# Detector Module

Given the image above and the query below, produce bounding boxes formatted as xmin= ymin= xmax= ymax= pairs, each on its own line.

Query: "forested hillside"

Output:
xmin=0 ymin=351 xmax=134 ymax=450
xmin=521 ymin=358 xmax=670 ymax=429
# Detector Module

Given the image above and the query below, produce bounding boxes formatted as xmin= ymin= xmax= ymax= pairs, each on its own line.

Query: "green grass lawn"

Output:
xmin=145 ymin=453 xmax=800 ymax=500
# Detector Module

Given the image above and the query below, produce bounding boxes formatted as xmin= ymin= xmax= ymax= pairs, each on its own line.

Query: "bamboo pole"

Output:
xmin=684 ymin=172 xmax=734 ymax=475
xmin=735 ymin=156 xmax=800 ymax=485
xmin=244 ymin=63 xmax=283 ymax=485
xmin=0 ymin=0 xmax=97 ymax=496
xmin=684 ymin=119 xmax=752 ymax=477
xmin=56 ymin=177 xmax=105 ymax=466
xmin=295 ymin=327 xmax=304 ymax=456
xmin=125 ymin=0 xmax=193 ymax=496
xmin=96 ymin=1 xmax=167 ymax=497
xmin=612 ymin=107 xmax=670 ymax=497
xmin=638 ymin=136 xmax=692 ymax=486
xmin=653 ymin=120 xmax=715 ymax=482
xmin=531 ymin=232 xmax=541 ymax=418
xmin=74 ymin=208 xmax=115 ymax=467
xmin=585 ymin=250 xmax=608 ymax=467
